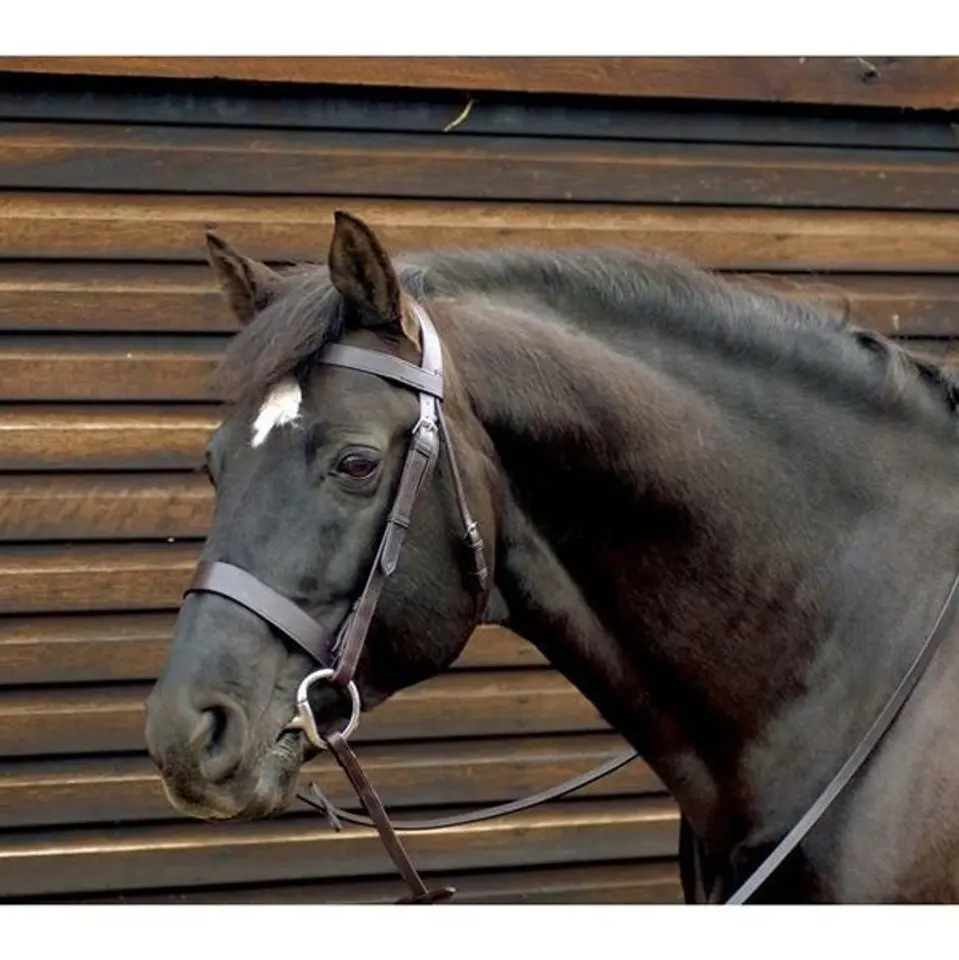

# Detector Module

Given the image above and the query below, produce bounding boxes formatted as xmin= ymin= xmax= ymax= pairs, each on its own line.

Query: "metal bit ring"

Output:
xmin=285 ymin=667 xmax=361 ymax=750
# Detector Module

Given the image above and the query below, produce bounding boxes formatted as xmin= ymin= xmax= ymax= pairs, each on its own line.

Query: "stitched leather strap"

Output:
xmin=437 ymin=409 xmax=488 ymax=598
xmin=725 ymin=560 xmax=959 ymax=904
xmin=301 ymin=747 xmax=639 ymax=831
xmin=324 ymin=732 xmax=455 ymax=904
xmin=321 ymin=344 xmax=444 ymax=399
xmin=185 ymin=561 xmax=329 ymax=663
xmin=330 ymin=420 xmax=441 ymax=685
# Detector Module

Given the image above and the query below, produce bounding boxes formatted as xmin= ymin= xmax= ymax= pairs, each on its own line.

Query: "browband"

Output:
xmin=321 ymin=344 xmax=444 ymax=399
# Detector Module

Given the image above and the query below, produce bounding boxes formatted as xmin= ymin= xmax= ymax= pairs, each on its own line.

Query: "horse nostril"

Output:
xmin=207 ymin=707 xmax=228 ymax=749
xmin=191 ymin=696 xmax=249 ymax=783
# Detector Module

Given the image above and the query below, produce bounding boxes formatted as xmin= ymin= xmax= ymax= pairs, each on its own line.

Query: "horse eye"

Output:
xmin=335 ymin=452 xmax=380 ymax=480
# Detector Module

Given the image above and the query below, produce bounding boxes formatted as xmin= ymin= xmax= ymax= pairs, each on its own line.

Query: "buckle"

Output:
xmin=396 ymin=886 xmax=457 ymax=904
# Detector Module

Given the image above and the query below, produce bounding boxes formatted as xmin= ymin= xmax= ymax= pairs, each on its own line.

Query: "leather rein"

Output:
xmin=183 ymin=298 xmax=959 ymax=905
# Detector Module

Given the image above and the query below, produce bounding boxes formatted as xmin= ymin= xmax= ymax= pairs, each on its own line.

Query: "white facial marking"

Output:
xmin=251 ymin=378 xmax=303 ymax=448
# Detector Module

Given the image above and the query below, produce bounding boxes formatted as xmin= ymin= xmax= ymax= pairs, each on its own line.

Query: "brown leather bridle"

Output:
xmin=183 ymin=297 xmax=959 ymax=905
xmin=184 ymin=301 xmax=640 ymax=903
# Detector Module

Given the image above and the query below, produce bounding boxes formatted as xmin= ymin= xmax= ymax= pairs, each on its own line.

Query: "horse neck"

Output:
xmin=436 ymin=297 xmax=959 ymax=850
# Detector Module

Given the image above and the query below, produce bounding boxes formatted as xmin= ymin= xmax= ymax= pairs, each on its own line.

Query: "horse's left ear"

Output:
xmin=205 ymin=230 xmax=282 ymax=327
xmin=328 ymin=210 xmax=419 ymax=345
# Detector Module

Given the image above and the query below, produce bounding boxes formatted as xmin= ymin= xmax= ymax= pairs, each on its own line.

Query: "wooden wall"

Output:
xmin=0 ymin=58 xmax=958 ymax=904
xmin=5 ymin=56 xmax=959 ymax=108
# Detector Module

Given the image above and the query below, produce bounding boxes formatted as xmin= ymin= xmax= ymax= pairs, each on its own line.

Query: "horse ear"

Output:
xmin=328 ymin=210 xmax=419 ymax=345
xmin=205 ymin=230 xmax=281 ymax=327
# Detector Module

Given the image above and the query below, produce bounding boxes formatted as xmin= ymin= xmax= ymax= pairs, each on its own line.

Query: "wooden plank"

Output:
xmin=0 ymin=335 xmax=225 ymax=401
xmin=66 ymin=861 xmax=682 ymax=905
xmin=0 ymin=542 xmax=198 ymax=613
xmin=0 ymin=473 xmax=212 ymax=540
xmin=2 ymin=84 xmax=958 ymax=152
xmin=4 ymin=123 xmax=959 ymax=210
xmin=0 ymin=262 xmax=234 ymax=333
xmin=456 ymin=626 xmax=545 ymax=670
xmin=2 ymin=57 xmax=959 ymax=109
xmin=0 ymin=615 xmax=544 ymax=685
xmin=0 ymin=796 xmax=678 ymax=897
xmin=732 ymin=273 xmax=959 ymax=336
xmin=0 ymin=611 xmax=176 ymax=683
xmin=0 ymin=405 xmax=217 ymax=471
xmin=4 ymin=263 xmax=959 ymax=337
xmin=0 ymin=733 xmax=657 ymax=828
xmin=0 ymin=671 xmax=605 ymax=757
xmin=3 ymin=194 xmax=959 ymax=272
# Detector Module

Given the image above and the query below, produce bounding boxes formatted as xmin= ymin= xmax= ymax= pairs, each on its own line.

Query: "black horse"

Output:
xmin=145 ymin=211 xmax=959 ymax=902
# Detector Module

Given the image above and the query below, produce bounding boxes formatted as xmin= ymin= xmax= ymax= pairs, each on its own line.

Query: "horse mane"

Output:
xmin=215 ymin=246 xmax=959 ymax=418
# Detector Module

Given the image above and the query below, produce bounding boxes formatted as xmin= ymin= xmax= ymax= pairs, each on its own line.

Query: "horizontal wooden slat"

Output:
xmin=67 ymin=861 xmax=682 ymax=905
xmin=3 ymin=194 xmax=959 ymax=271
xmin=0 ymin=473 xmax=212 ymax=539
xmin=749 ymin=274 xmax=959 ymax=336
xmin=4 ymin=263 xmax=959 ymax=336
xmin=3 ymin=56 xmax=958 ymax=110
xmin=0 ymin=732 xmax=656 ymax=828
xmin=0 ymin=612 xmax=175 ymax=682
xmin=0 ymin=405 xmax=217 ymax=471
xmin=4 ymin=123 xmax=959 ymax=210
xmin=0 ymin=615 xmax=544 ymax=685
xmin=0 ymin=670 xmax=604 ymax=757
xmin=0 ymin=796 xmax=678 ymax=897
xmin=3 ymin=86 xmax=959 ymax=152
xmin=0 ymin=335 xmax=223 ymax=401
xmin=0 ymin=263 xmax=234 ymax=332
xmin=0 ymin=542 xmax=198 ymax=613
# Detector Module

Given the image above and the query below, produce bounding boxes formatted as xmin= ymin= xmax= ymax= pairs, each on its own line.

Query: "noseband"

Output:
xmin=182 ymin=298 xmax=959 ymax=906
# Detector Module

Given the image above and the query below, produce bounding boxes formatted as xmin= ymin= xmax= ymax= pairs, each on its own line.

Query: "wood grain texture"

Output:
xmin=4 ymin=123 xmax=959 ymax=210
xmin=4 ymin=263 xmax=959 ymax=336
xmin=67 ymin=861 xmax=682 ymax=905
xmin=0 ymin=334 xmax=224 ymax=401
xmin=0 ymin=542 xmax=199 ymax=613
xmin=0 ymin=615 xmax=544 ymax=685
xmin=742 ymin=273 xmax=959 ymax=336
xmin=0 ymin=611 xmax=176 ymax=683
xmin=2 ymin=57 xmax=958 ymax=109
xmin=4 ymin=85 xmax=959 ymax=152
xmin=0 ymin=262 xmax=233 ymax=332
xmin=0 ymin=473 xmax=212 ymax=540
xmin=0 ymin=796 xmax=678 ymax=897
xmin=0 ymin=671 xmax=605 ymax=757
xmin=0 ymin=733 xmax=656 ymax=828
xmin=3 ymin=194 xmax=959 ymax=272
xmin=0 ymin=405 xmax=217 ymax=471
